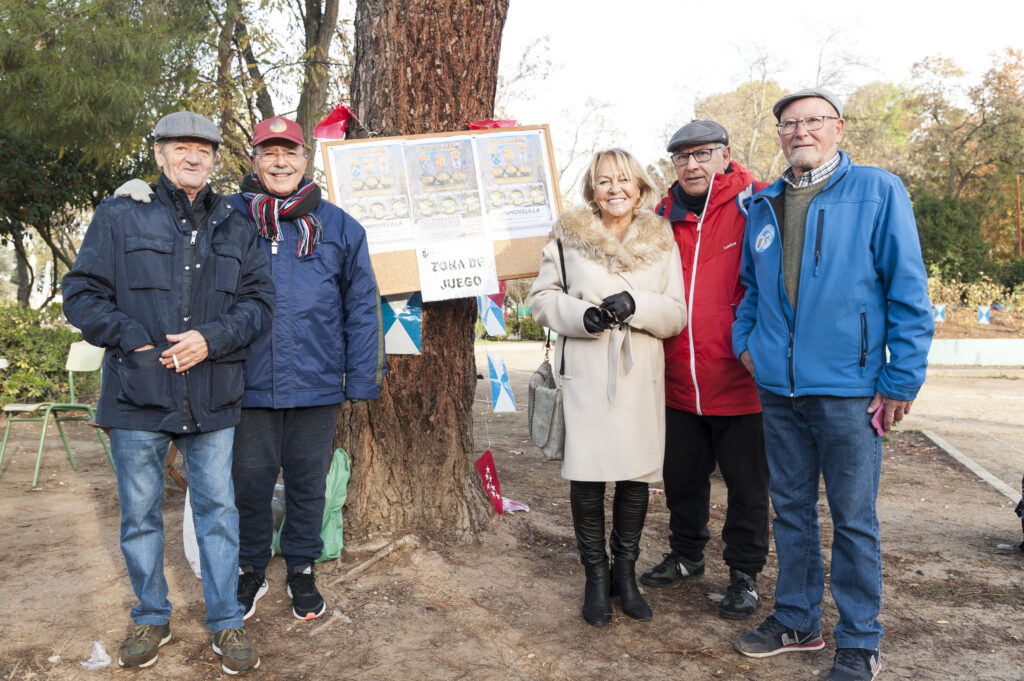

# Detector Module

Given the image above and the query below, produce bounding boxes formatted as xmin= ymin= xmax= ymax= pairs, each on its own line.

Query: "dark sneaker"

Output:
xmin=211 ymin=626 xmax=260 ymax=675
xmin=237 ymin=566 xmax=268 ymax=621
xmin=735 ymin=615 xmax=825 ymax=658
xmin=286 ymin=563 xmax=326 ymax=620
xmin=117 ymin=623 xmax=171 ymax=668
xmin=827 ymin=648 xmax=881 ymax=681
xmin=719 ymin=568 xmax=759 ymax=620
xmin=639 ymin=552 xmax=705 ymax=587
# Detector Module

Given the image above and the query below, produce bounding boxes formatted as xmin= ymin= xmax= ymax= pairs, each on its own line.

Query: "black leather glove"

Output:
xmin=584 ymin=307 xmax=611 ymax=333
xmin=600 ymin=291 xmax=635 ymax=320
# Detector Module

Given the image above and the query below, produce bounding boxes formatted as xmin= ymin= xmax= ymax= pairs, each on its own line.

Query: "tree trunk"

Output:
xmin=11 ymin=229 xmax=33 ymax=306
xmin=295 ymin=0 xmax=340 ymax=177
xmin=340 ymin=0 xmax=510 ymax=539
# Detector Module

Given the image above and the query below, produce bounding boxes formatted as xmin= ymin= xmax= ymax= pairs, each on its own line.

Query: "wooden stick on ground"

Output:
xmin=331 ymin=534 xmax=421 ymax=585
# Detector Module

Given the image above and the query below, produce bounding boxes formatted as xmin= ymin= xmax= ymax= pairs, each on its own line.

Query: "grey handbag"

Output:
xmin=528 ymin=240 xmax=567 ymax=461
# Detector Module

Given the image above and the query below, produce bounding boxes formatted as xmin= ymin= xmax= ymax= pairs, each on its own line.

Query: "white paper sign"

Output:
xmin=416 ymin=237 xmax=498 ymax=302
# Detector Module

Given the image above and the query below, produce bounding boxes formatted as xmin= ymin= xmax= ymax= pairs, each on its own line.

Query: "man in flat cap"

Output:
xmin=640 ymin=120 xmax=770 ymax=621
xmin=117 ymin=115 xmax=385 ymax=624
xmin=732 ymin=88 xmax=933 ymax=681
xmin=63 ymin=111 xmax=272 ymax=674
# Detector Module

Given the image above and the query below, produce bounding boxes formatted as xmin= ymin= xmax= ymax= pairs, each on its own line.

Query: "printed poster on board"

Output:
xmin=324 ymin=140 xmax=414 ymax=253
xmin=475 ymin=129 xmax=557 ymax=240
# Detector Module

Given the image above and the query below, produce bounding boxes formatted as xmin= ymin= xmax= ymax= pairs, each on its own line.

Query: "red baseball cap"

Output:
xmin=253 ymin=116 xmax=305 ymax=147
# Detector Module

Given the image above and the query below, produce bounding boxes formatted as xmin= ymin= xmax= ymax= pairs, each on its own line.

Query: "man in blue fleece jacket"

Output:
xmin=731 ymin=88 xmax=934 ymax=681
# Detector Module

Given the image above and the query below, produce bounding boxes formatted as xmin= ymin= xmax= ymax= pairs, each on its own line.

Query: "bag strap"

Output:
xmin=543 ymin=239 xmax=569 ymax=376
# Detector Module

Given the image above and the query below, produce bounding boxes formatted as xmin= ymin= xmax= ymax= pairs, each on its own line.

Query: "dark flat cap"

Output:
xmin=772 ymin=88 xmax=844 ymax=121
xmin=667 ymin=119 xmax=729 ymax=153
xmin=153 ymin=111 xmax=223 ymax=146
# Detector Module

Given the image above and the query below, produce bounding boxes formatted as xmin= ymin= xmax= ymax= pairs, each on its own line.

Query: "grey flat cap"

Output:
xmin=667 ymin=119 xmax=729 ymax=153
xmin=772 ymin=88 xmax=844 ymax=121
xmin=153 ymin=111 xmax=223 ymax=146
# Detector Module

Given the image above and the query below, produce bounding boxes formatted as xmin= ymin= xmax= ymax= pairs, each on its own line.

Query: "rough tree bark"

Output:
xmin=338 ymin=0 xmax=510 ymax=539
xmin=295 ymin=0 xmax=340 ymax=176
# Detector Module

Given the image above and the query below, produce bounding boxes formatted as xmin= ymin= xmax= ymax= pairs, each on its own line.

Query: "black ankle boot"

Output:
xmin=609 ymin=480 xmax=652 ymax=620
xmin=570 ymin=481 xmax=612 ymax=627
xmin=582 ymin=559 xmax=612 ymax=626
xmin=611 ymin=558 xmax=652 ymax=620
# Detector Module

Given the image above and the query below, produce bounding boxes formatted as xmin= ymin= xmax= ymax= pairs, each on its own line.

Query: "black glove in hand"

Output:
xmin=600 ymin=291 xmax=635 ymax=320
xmin=583 ymin=307 xmax=610 ymax=333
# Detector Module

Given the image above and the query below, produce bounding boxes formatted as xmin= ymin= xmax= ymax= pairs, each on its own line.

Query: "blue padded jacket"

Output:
xmin=228 ymin=194 xmax=385 ymax=408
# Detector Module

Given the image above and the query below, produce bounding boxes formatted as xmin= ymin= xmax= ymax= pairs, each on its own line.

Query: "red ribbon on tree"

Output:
xmin=314 ymin=103 xmax=353 ymax=139
xmin=467 ymin=119 xmax=518 ymax=130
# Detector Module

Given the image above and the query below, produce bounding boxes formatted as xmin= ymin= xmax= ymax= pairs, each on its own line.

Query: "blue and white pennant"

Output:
xmin=381 ymin=292 xmax=422 ymax=355
xmin=487 ymin=353 xmax=516 ymax=412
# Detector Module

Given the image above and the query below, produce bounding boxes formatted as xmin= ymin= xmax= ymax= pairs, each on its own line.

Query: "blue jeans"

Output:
xmin=109 ymin=428 xmax=244 ymax=633
xmin=757 ymin=390 xmax=883 ymax=650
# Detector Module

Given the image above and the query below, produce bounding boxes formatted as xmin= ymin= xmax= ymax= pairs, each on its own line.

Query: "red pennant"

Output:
xmin=314 ymin=103 xmax=353 ymax=139
xmin=467 ymin=119 xmax=518 ymax=130
xmin=474 ymin=450 xmax=504 ymax=514
xmin=487 ymin=280 xmax=506 ymax=308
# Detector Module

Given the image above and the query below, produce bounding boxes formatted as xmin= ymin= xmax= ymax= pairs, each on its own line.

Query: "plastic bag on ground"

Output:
xmin=273 ymin=449 xmax=351 ymax=561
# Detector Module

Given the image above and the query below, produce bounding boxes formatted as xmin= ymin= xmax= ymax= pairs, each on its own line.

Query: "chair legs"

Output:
xmin=32 ymin=408 xmax=55 ymax=488
xmin=0 ymin=406 xmax=111 ymax=488
xmin=0 ymin=419 xmax=13 ymax=475
xmin=91 ymin=408 xmax=115 ymax=474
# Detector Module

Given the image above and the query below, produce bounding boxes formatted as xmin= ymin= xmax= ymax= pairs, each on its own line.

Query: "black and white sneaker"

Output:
xmin=286 ymin=563 xmax=326 ymax=620
xmin=827 ymin=648 xmax=881 ymax=681
xmin=639 ymin=551 xmax=705 ymax=587
xmin=237 ymin=566 xmax=268 ymax=621
xmin=734 ymin=615 xmax=825 ymax=658
xmin=719 ymin=568 xmax=759 ymax=619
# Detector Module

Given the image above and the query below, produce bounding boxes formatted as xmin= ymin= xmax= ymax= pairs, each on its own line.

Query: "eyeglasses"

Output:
xmin=670 ymin=145 xmax=724 ymax=166
xmin=776 ymin=115 xmax=838 ymax=136
xmin=257 ymin=151 xmax=305 ymax=162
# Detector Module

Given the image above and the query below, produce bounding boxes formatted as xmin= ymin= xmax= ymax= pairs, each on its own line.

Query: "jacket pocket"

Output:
xmin=126 ymin=236 xmax=174 ymax=290
xmin=116 ymin=348 xmax=174 ymax=410
xmin=209 ymin=361 xmax=244 ymax=410
xmin=211 ymin=241 xmax=242 ymax=293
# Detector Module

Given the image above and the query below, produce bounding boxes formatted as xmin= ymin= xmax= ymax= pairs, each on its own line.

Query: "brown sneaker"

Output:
xmin=117 ymin=623 xmax=172 ymax=668
xmin=211 ymin=626 xmax=260 ymax=675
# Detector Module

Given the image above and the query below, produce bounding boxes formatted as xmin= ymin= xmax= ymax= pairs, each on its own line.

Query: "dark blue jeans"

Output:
xmin=758 ymin=389 xmax=884 ymax=650
xmin=232 ymin=405 xmax=340 ymax=573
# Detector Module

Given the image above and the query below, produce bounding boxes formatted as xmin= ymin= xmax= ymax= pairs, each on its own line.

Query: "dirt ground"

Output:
xmin=1 ymin=345 xmax=1022 ymax=681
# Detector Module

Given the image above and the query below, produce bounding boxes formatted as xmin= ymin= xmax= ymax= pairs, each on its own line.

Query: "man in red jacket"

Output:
xmin=640 ymin=120 xmax=770 ymax=620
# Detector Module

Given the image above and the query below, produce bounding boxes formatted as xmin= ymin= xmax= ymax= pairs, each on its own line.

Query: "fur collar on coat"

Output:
xmin=552 ymin=206 xmax=674 ymax=274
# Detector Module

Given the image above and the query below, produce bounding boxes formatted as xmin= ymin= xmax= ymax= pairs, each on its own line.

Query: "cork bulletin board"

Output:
xmin=320 ymin=125 xmax=562 ymax=296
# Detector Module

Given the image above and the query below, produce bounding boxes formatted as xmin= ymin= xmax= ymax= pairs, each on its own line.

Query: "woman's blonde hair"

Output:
xmin=581 ymin=148 xmax=658 ymax=216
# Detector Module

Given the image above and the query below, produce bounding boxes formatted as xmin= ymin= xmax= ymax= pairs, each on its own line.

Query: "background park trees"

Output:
xmin=2 ymin=1 xmax=1024 ymax=536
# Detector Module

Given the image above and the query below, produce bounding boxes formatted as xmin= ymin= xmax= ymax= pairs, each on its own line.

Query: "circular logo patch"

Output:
xmin=269 ymin=118 xmax=288 ymax=133
xmin=755 ymin=225 xmax=775 ymax=253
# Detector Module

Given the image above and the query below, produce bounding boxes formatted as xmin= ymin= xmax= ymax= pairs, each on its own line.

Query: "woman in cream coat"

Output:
xmin=528 ymin=149 xmax=687 ymax=626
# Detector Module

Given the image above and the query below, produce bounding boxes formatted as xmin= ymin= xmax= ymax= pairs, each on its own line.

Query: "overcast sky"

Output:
xmin=498 ymin=0 xmax=1024 ymax=189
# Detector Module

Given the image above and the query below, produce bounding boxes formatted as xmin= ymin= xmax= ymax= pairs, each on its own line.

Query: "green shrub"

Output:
xmin=914 ymin=193 xmax=992 ymax=282
xmin=998 ymin=254 xmax=1024 ymax=291
xmin=518 ymin=316 xmax=547 ymax=341
xmin=0 ymin=302 xmax=97 ymax=404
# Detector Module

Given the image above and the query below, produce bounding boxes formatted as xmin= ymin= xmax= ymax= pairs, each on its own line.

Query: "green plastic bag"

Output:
xmin=273 ymin=448 xmax=351 ymax=562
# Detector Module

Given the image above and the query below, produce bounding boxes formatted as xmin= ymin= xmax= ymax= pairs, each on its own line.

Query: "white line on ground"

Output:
xmin=920 ymin=429 xmax=1019 ymax=503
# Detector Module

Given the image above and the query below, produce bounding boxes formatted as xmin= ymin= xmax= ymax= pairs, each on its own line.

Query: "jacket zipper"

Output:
xmin=814 ymin=209 xmax=824 ymax=276
xmin=686 ymin=175 xmax=714 ymax=415
xmin=859 ymin=310 xmax=868 ymax=376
